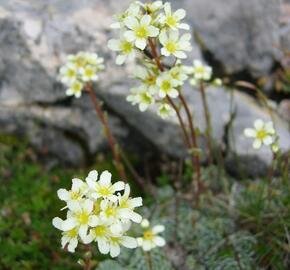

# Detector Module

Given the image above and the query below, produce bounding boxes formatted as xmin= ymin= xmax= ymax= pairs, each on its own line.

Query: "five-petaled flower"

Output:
xmin=137 ymin=219 xmax=166 ymax=251
xmin=124 ymin=15 xmax=159 ymax=50
xmin=244 ymin=119 xmax=276 ymax=149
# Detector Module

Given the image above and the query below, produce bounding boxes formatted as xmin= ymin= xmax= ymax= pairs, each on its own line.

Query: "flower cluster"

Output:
xmin=108 ymin=1 xmax=192 ymax=119
xmin=244 ymin=119 xmax=277 ymax=150
xmin=52 ymin=170 xmax=142 ymax=257
xmin=59 ymin=52 xmax=104 ymax=98
xmin=137 ymin=219 xmax=166 ymax=251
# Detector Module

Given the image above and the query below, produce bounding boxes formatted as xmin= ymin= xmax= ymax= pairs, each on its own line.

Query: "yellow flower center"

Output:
xmin=66 ymin=228 xmax=78 ymax=238
xmin=66 ymin=69 xmax=76 ymax=78
xmin=119 ymin=199 xmax=129 ymax=208
xmin=161 ymin=80 xmax=171 ymax=91
xmin=195 ymin=66 xmax=206 ymax=74
xmin=84 ymin=68 xmax=94 ymax=77
xmin=70 ymin=191 xmax=81 ymax=200
xmin=136 ymin=26 xmax=148 ymax=38
xmin=140 ymin=92 xmax=152 ymax=104
xmin=256 ymin=129 xmax=267 ymax=140
xmin=145 ymin=75 xmax=156 ymax=86
xmin=104 ymin=206 xmax=116 ymax=217
xmin=98 ymin=186 xmax=112 ymax=196
xmin=165 ymin=41 xmax=177 ymax=53
xmin=72 ymin=82 xmax=82 ymax=93
xmin=121 ymin=41 xmax=133 ymax=53
xmin=94 ymin=225 xmax=108 ymax=237
xmin=77 ymin=212 xmax=89 ymax=225
xmin=143 ymin=230 xmax=154 ymax=240
xmin=166 ymin=16 xmax=177 ymax=27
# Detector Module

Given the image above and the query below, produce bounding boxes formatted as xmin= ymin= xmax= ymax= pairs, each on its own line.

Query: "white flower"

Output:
xmin=53 ymin=169 xmax=142 ymax=257
xmin=61 ymin=199 xmax=98 ymax=240
xmin=158 ymin=102 xmax=175 ymax=119
xmin=169 ymin=64 xmax=191 ymax=85
xmin=244 ymin=119 xmax=276 ymax=149
xmin=86 ymin=170 xmax=125 ymax=202
xmin=83 ymin=217 xmax=112 ymax=254
xmin=160 ymin=31 xmax=192 ymax=59
xmin=65 ymin=80 xmax=84 ymax=98
xmin=108 ymin=234 xmax=137 ymax=257
xmin=79 ymin=65 xmax=99 ymax=82
xmin=59 ymin=52 xmax=104 ymax=97
xmin=59 ymin=64 xmax=78 ymax=85
xmin=118 ymin=184 xmax=143 ymax=223
xmin=52 ymin=217 xmax=79 ymax=253
xmin=159 ymin=2 xmax=189 ymax=30
xmin=133 ymin=65 xmax=159 ymax=94
xmin=191 ymin=60 xmax=212 ymax=81
xmin=137 ymin=219 xmax=166 ymax=251
xmin=108 ymin=38 xmax=136 ymax=65
xmin=140 ymin=1 xmax=163 ymax=13
xmin=126 ymin=86 xmax=155 ymax=112
xmin=57 ymin=178 xmax=88 ymax=204
xmin=213 ymin=78 xmax=222 ymax=86
xmin=157 ymin=73 xmax=179 ymax=98
xmin=124 ymin=15 xmax=159 ymax=50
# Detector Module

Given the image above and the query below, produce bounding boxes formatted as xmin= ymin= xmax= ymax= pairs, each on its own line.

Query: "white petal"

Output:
xmin=67 ymin=238 xmax=78 ymax=253
xmin=57 ymin=189 xmax=70 ymax=201
xmin=179 ymin=23 xmax=190 ymax=30
xmin=169 ymin=89 xmax=179 ymax=98
xmin=175 ymin=9 xmax=186 ymax=20
xmin=244 ymin=128 xmax=256 ymax=137
xmin=143 ymin=240 xmax=153 ymax=251
xmin=98 ymin=238 xmax=110 ymax=254
xmin=152 ymin=225 xmax=165 ymax=234
xmin=88 ymin=215 xmax=99 ymax=227
xmin=79 ymin=224 xmax=88 ymax=239
xmin=148 ymin=26 xmax=159 ymax=37
xmin=107 ymin=39 xmax=121 ymax=51
xmin=254 ymin=119 xmax=264 ymax=130
xmin=62 ymin=218 xmax=77 ymax=231
xmin=116 ymin=55 xmax=126 ymax=65
xmin=72 ymin=178 xmax=84 ymax=191
xmin=141 ymin=15 xmax=151 ymax=25
xmin=87 ymin=170 xmax=98 ymax=181
xmin=174 ymin=51 xmax=187 ymax=59
xmin=52 ymin=217 xmax=63 ymax=230
xmin=130 ymin=212 xmax=142 ymax=223
xmin=83 ymin=199 xmax=93 ymax=213
xmin=135 ymin=38 xmax=147 ymax=50
xmin=159 ymin=31 xmax=167 ymax=44
xmin=154 ymin=236 xmax=166 ymax=247
xmin=141 ymin=219 xmax=150 ymax=228
xmin=110 ymin=242 xmax=121 ymax=257
xmin=129 ymin=197 xmax=143 ymax=208
xmin=113 ymin=181 xmax=125 ymax=192
xmin=86 ymin=178 xmax=97 ymax=190
xmin=99 ymin=170 xmax=112 ymax=186
xmin=67 ymin=201 xmax=81 ymax=213
xmin=253 ymin=139 xmax=262 ymax=149
xmin=121 ymin=236 xmax=137 ymax=249
xmin=263 ymin=136 xmax=273 ymax=145
xmin=124 ymin=16 xmax=139 ymax=30
xmin=124 ymin=31 xmax=136 ymax=42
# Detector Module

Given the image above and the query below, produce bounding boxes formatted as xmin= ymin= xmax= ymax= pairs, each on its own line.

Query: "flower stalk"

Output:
xmin=199 ymin=80 xmax=214 ymax=165
xmin=85 ymin=83 xmax=127 ymax=181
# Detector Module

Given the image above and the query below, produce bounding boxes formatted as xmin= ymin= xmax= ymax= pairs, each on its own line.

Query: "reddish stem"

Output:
xmin=85 ymin=83 xmax=127 ymax=181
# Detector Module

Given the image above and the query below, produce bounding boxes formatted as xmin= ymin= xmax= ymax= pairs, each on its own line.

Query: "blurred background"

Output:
xmin=0 ymin=0 xmax=289 ymax=269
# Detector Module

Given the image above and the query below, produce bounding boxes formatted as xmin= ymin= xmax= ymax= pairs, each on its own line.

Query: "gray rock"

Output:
xmin=0 ymin=0 xmax=289 ymax=177
xmin=172 ymin=0 xmax=281 ymax=78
